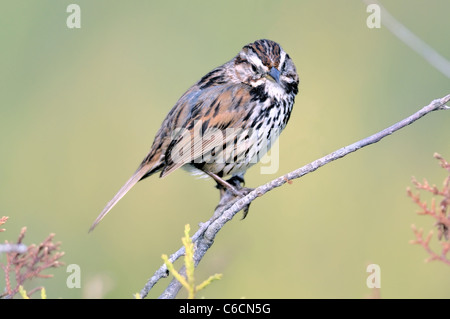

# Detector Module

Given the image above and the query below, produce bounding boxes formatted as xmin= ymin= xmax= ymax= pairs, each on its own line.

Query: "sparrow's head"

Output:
xmin=234 ymin=39 xmax=299 ymax=95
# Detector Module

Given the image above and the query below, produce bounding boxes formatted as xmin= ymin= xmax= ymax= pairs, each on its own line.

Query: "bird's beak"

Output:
xmin=267 ymin=67 xmax=281 ymax=84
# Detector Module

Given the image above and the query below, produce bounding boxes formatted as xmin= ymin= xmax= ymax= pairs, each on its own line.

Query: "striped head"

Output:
xmin=233 ymin=39 xmax=299 ymax=97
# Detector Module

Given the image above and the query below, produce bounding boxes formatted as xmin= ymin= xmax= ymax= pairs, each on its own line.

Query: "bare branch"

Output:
xmin=0 ymin=244 xmax=27 ymax=254
xmin=363 ymin=0 xmax=450 ymax=78
xmin=140 ymin=94 xmax=450 ymax=299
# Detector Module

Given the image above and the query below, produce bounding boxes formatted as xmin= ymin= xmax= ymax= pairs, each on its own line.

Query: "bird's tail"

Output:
xmin=89 ymin=161 xmax=161 ymax=232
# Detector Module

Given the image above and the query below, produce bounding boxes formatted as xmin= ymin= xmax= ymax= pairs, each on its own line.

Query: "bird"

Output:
xmin=89 ymin=39 xmax=299 ymax=232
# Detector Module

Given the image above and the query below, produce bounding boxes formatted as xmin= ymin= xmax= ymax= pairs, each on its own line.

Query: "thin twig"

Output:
xmin=0 ymin=244 xmax=27 ymax=254
xmin=363 ymin=0 xmax=450 ymax=78
xmin=140 ymin=94 xmax=450 ymax=299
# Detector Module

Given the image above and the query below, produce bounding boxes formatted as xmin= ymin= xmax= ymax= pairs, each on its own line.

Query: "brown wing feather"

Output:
xmin=160 ymin=84 xmax=252 ymax=177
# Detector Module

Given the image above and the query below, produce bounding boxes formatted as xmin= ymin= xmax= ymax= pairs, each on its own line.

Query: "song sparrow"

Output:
xmin=90 ymin=39 xmax=299 ymax=231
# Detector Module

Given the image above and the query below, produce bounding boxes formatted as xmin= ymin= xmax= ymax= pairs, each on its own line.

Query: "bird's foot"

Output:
xmin=212 ymin=174 xmax=254 ymax=219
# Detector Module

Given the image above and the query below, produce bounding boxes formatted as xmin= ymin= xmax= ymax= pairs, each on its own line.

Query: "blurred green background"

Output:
xmin=1 ymin=0 xmax=449 ymax=299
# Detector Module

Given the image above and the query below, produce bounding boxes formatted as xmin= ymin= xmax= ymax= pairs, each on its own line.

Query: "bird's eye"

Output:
xmin=251 ymin=64 xmax=257 ymax=73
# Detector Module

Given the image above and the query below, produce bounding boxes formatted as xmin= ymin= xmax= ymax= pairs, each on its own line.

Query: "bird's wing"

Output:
xmin=160 ymin=84 xmax=253 ymax=177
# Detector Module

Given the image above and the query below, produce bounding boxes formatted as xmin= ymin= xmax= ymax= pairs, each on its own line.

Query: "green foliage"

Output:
xmin=18 ymin=285 xmax=47 ymax=299
xmin=162 ymin=224 xmax=222 ymax=299
xmin=18 ymin=285 xmax=29 ymax=299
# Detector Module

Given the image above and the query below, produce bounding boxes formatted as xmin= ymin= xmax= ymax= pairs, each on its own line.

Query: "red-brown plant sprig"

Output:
xmin=1 ymin=224 xmax=64 ymax=299
xmin=407 ymin=153 xmax=450 ymax=265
